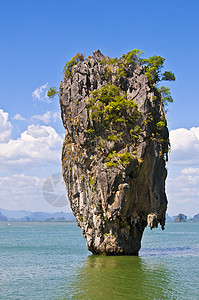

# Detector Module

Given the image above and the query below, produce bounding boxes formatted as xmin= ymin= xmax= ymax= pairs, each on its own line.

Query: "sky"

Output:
xmin=0 ymin=0 xmax=199 ymax=217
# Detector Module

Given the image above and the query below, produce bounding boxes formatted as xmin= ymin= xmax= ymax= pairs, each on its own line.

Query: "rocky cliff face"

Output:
xmin=59 ymin=50 xmax=169 ymax=255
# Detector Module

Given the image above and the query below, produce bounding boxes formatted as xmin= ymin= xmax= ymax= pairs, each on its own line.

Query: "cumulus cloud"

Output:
xmin=31 ymin=111 xmax=60 ymax=124
xmin=0 ymin=174 xmax=42 ymax=210
xmin=0 ymin=109 xmax=67 ymax=212
xmin=0 ymin=124 xmax=62 ymax=168
xmin=0 ymin=174 xmax=54 ymax=211
xmin=12 ymin=113 xmax=26 ymax=121
xmin=0 ymin=173 xmax=69 ymax=212
xmin=181 ymin=167 xmax=199 ymax=175
xmin=169 ymin=127 xmax=199 ymax=166
xmin=167 ymin=127 xmax=199 ymax=216
xmin=166 ymin=167 xmax=199 ymax=217
xmin=0 ymin=109 xmax=12 ymax=142
xmin=32 ymin=82 xmax=50 ymax=102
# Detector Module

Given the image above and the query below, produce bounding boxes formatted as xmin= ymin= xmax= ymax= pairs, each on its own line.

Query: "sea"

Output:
xmin=0 ymin=221 xmax=198 ymax=300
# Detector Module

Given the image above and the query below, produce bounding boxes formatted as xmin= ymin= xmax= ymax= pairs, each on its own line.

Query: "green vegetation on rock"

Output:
xmin=47 ymin=87 xmax=58 ymax=98
xmin=47 ymin=50 xmax=175 ymax=110
xmin=141 ymin=55 xmax=175 ymax=107
xmin=105 ymin=151 xmax=135 ymax=167
xmin=63 ymin=53 xmax=84 ymax=77
xmin=87 ymin=84 xmax=140 ymax=134
xmin=89 ymin=175 xmax=96 ymax=187
xmin=100 ymin=49 xmax=144 ymax=80
xmin=59 ymin=50 xmax=174 ymax=172
xmin=122 ymin=49 xmax=144 ymax=64
xmin=156 ymin=121 xmax=166 ymax=131
xmin=141 ymin=55 xmax=175 ymax=85
xmin=157 ymin=86 xmax=174 ymax=105
xmin=86 ymin=84 xmax=141 ymax=168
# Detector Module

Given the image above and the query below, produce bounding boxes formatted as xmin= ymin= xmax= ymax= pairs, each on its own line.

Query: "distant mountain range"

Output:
xmin=0 ymin=208 xmax=75 ymax=222
xmin=167 ymin=213 xmax=199 ymax=222
xmin=0 ymin=208 xmax=198 ymax=222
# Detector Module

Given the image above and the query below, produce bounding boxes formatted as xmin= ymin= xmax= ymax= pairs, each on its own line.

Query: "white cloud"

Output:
xmin=12 ymin=113 xmax=26 ymax=121
xmin=31 ymin=111 xmax=60 ymax=124
xmin=181 ymin=168 xmax=199 ymax=175
xmin=166 ymin=167 xmax=199 ymax=217
xmin=0 ymin=109 xmax=68 ymax=212
xmin=0 ymin=124 xmax=63 ymax=168
xmin=0 ymin=174 xmax=42 ymax=211
xmin=0 ymin=109 xmax=12 ymax=142
xmin=32 ymin=82 xmax=50 ymax=102
xmin=167 ymin=127 xmax=199 ymax=216
xmin=0 ymin=174 xmax=68 ymax=212
xmin=169 ymin=127 xmax=199 ymax=166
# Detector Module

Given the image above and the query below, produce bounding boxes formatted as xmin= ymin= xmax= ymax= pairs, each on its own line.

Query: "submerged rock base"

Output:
xmin=87 ymin=218 xmax=145 ymax=255
xmin=60 ymin=50 xmax=169 ymax=255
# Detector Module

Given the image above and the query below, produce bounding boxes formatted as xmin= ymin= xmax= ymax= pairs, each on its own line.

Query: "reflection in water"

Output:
xmin=62 ymin=255 xmax=174 ymax=300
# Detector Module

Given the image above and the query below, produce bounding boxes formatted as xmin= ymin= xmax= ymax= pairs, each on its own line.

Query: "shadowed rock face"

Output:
xmin=59 ymin=50 xmax=169 ymax=255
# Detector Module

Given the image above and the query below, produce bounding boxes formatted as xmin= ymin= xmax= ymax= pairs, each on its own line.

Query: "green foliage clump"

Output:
xmin=107 ymin=134 xmax=118 ymax=141
xmin=105 ymin=151 xmax=135 ymax=168
xmin=157 ymin=86 xmax=173 ymax=105
xmin=63 ymin=53 xmax=84 ymax=77
xmin=143 ymin=112 xmax=154 ymax=126
xmin=116 ymin=49 xmax=144 ymax=80
xmin=100 ymin=57 xmax=118 ymax=65
xmin=141 ymin=55 xmax=175 ymax=85
xmin=108 ymin=58 xmax=118 ymax=65
xmin=86 ymin=84 xmax=142 ymax=166
xmin=122 ymin=49 xmax=144 ymax=64
xmin=87 ymin=84 xmax=140 ymax=133
xmin=85 ymin=128 xmax=95 ymax=134
xmin=104 ymin=232 xmax=114 ymax=238
xmin=89 ymin=176 xmax=96 ymax=187
xmin=101 ymin=49 xmax=144 ymax=80
xmin=161 ymin=71 xmax=176 ymax=81
xmin=142 ymin=55 xmax=166 ymax=85
xmin=47 ymin=87 xmax=58 ymax=98
xmin=102 ymin=66 xmax=113 ymax=81
xmin=141 ymin=55 xmax=175 ymax=106
xmin=156 ymin=121 xmax=166 ymax=131
xmin=116 ymin=66 xmax=127 ymax=79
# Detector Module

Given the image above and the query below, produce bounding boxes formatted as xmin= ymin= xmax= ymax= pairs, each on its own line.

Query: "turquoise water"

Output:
xmin=0 ymin=222 xmax=198 ymax=299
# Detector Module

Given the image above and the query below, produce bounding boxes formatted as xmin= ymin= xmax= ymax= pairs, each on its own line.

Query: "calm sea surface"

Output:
xmin=0 ymin=221 xmax=198 ymax=299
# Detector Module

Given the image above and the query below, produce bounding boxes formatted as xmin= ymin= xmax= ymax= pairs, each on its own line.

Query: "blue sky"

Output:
xmin=0 ymin=0 xmax=199 ymax=216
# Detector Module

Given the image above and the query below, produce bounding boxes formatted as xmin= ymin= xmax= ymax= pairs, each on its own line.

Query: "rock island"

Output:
xmin=59 ymin=50 xmax=175 ymax=255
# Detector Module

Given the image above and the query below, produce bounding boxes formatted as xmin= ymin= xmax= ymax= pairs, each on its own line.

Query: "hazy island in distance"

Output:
xmin=0 ymin=209 xmax=198 ymax=223
xmin=0 ymin=208 xmax=75 ymax=222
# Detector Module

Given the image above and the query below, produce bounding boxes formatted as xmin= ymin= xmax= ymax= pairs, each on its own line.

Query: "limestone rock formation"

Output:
xmin=59 ymin=50 xmax=169 ymax=255
xmin=175 ymin=213 xmax=187 ymax=222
